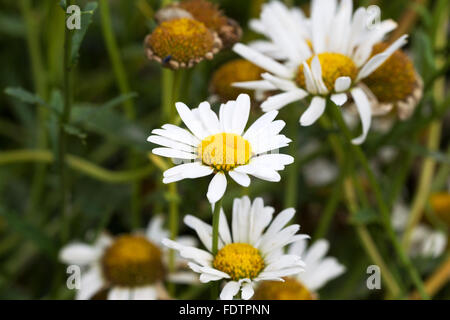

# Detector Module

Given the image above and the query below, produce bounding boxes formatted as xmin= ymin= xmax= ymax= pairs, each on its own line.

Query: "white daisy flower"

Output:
xmin=59 ymin=216 xmax=196 ymax=300
xmin=253 ymin=238 xmax=346 ymax=299
xmin=147 ymin=94 xmax=294 ymax=203
xmin=233 ymin=0 xmax=408 ymax=144
xmin=162 ymin=196 xmax=309 ymax=300
xmin=392 ymin=203 xmax=447 ymax=258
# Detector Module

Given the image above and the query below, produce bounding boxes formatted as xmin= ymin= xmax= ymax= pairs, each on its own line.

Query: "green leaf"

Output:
xmin=70 ymin=2 xmax=98 ymax=66
xmin=349 ymin=208 xmax=380 ymax=225
xmin=4 ymin=87 xmax=48 ymax=107
xmin=72 ymin=92 xmax=138 ymax=122
xmin=0 ymin=208 xmax=57 ymax=259
xmin=64 ymin=124 xmax=87 ymax=140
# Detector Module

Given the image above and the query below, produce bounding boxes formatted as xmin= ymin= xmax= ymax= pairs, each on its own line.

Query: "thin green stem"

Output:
xmin=313 ymin=180 xmax=341 ymax=241
xmin=19 ymin=0 xmax=49 ymax=216
xmin=402 ymin=122 xmax=441 ymax=248
xmin=211 ymin=198 xmax=223 ymax=256
xmin=59 ymin=0 xmax=74 ymax=242
xmin=211 ymin=198 xmax=223 ymax=300
xmin=328 ymin=104 xmax=429 ymax=299
xmin=320 ymin=114 xmax=403 ymax=298
xmin=99 ymin=0 xmax=141 ymax=228
xmin=0 ymin=150 xmax=154 ymax=183
xmin=284 ymin=107 xmax=299 ymax=209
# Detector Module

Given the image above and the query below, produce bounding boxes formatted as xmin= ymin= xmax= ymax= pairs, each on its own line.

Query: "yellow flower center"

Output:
xmin=211 ymin=59 xmax=265 ymax=101
xmin=253 ymin=277 xmax=314 ymax=300
xmin=198 ymin=133 xmax=252 ymax=172
xmin=101 ymin=235 xmax=165 ymax=287
xmin=296 ymin=52 xmax=358 ymax=92
xmin=363 ymin=42 xmax=417 ymax=103
xmin=179 ymin=0 xmax=228 ymax=32
xmin=147 ymin=18 xmax=214 ymax=63
xmin=213 ymin=243 xmax=264 ymax=281
xmin=430 ymin=193 xmax=450 ymax=227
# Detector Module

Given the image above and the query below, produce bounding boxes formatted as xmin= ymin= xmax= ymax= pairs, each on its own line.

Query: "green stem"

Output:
xmin=211 ymin=198 xmax=223 ymax=300
xmin=211 ymin=198 xmax=223 ymax=256
xmin=403 ymin=7 xmax=447 ymax=249
xmin=320 ymin=114 xmax=403 ymax=298
xmin=284 ymin=108 xmax=299 ymax=209
xmin=19 ymin=0 xmax=49 ymax=216
xmin=328 ymin=104 xmax=429 ymax=299
xmin=313 ymin=179 xmax=341 ymax=241
xmin=0 ymin=150 xmax=153 ymax=183
xmin=59 ymin=0 xmax=74 ymax=242
xmin=402 ymin=122 xmax=441 ymax=248
xmin=99 ymin=0 xmax=141 ymax=228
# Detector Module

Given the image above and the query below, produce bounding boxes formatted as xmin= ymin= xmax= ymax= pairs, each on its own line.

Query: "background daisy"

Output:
xmin=59 ymin=217 xmax=196 ymax=300
xmin=253 ymin=238 xmax=346 ymax=299
xmin=233 ymin=0 xmax=409 ymax=144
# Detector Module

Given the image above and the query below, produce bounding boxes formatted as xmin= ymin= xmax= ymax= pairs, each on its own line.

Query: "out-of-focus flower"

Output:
xmin=147 ymin=94 xmax=294 ymax=203
xmin=233 ymin=0 xmax=408 ymax=144
xmin=392 ymin=203 xmax=447 ymax=258
xmin=253 ymin=239 xmax=345 ymax=300
xmin=430 ymin=188 xmax=450 ymax=228
xmin=59 ymin=217 xmax=196 ymax=300
xmin=155 ymin=0 xmax=242 ymax=48
xmin=163 ymin=196 xmax=309 ymax=300
xmin=210 ymin=59 xmax=267 ymax=103
xmin=144 ymin=18 xmax=222 ymax=69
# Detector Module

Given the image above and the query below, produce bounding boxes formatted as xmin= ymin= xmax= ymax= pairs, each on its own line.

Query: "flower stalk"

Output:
xmin=327 ymin=103 xmax=429 ymax=299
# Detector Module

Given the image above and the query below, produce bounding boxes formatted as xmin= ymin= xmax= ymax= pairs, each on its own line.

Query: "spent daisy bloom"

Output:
xmin=392 ymin=203 xmax=447 ymax=258
xmin=156 ymin=0 xmax=242 ymax=49
xmin=163 ymin=196 xmax=309 ymax=300
xmin=59 ymin=216 xmax=196 ymax=300
xmin=253 ymin=239 xmax=345 ymax=300
xmin=209 ymin=59 xmax=267 ymax=103
xmin=147 ymin=94 xmax=294 ymax=203
xmin=360 ymin=43 xmax=423 ymax=122
xmin=233 ymin=0 xmax=409 ymax=144
xmin=144 ymin=17 xmax=222 ymax=69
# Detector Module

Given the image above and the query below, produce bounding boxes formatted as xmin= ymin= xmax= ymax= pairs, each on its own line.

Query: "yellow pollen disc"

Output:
xmin=198 ymin=133 xmax=252 ymax=172
xmin=148 ymin=18 xmax=214 ymax=63
xmin=363 ymin=42 xmax=417 ymax=103
xmin=179 ymin=0 xmax=228 ymax=32
xmin=253 ymin=277 xmax=314 ymax=300
xmin=211 ymin=59 xmax=265 ymax=101
xmin=102 ymin=235 xmax=165 ymax=287
xmin=296 ymin=52 xmax=358 ymax=92
xmin=213 ymin=243 xmax=264 ymax=281
xmin=430 ymin=193 xmax=450 ymax=227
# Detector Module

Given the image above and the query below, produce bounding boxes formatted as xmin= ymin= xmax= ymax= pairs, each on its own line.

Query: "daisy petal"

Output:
xmin=334 ymin=76 xmax=352 ymax=92
xmin=300 ymin=97 xmax=326 ymax=126
xmin=331 ymin=93 xmax=348 ymax=106
xmin=175 ymin=102 xmax=207 ymax=139
xmin=356 ymin=35 xmax=408 ymax=81
xmin=229 ymin=170 xmax=251 ymax=187
xmin=220 ymin=281 xmax=241 ymax=300
xmin=261 ymin=89 xmax=308 ymax=112
xmin=233 ymin=43 xmax=293 ymax=78
xmin=350 ymin=87 xmax=372 ymax=145
xmin=207 ymin=173 xmax=227 ymax=203
xmin=241 ymin=282 xmax=254 ymax=300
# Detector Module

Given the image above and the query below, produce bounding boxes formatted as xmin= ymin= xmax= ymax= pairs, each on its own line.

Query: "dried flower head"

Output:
xmin=362 ymin=42 xmax=423 ymax=120
xmin=156 ymin=0 xmax=242 ymax=48
xmin=145 ymin=18 xmax=222 ymax=69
